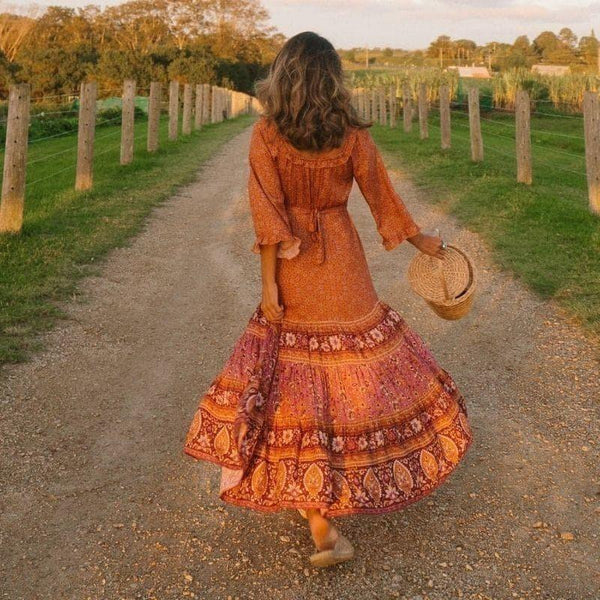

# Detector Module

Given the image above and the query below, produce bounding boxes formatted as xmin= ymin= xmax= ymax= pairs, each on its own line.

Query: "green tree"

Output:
xmin=578 ymin=31 xmax=598 ymax=68
xmin=559 ymin=27 xmax=577 ymax=50
xmin=533 ymin=31 xmax=560 ymax=60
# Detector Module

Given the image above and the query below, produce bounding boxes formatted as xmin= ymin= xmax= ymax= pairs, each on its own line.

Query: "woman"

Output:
xmin=184 ymin=31 xmax=473 ymax=568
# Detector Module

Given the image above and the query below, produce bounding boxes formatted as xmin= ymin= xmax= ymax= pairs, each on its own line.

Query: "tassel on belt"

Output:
xmin=290 ymin=204 xmax=348 ymax=264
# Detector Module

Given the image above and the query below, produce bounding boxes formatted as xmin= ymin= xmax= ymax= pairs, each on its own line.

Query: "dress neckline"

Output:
xmin=260 ymin=117 xmax=358 ymax=167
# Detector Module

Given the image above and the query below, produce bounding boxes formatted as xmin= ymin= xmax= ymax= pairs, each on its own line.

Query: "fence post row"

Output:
xmin=120 ymin=79 xmax=136 ymax=165
xmin=583 ymin=91 xmax=600 ymax=215
xmin=0 ymin=80 xmax=258 ymax=235
xmin=439 ymin=84 xmax=451 ymax=150
xmin=515 ymin=89 xmax=532 ymax=185
xmin=0 ymin=83 xmax=30 ymax=233
xmin=418 ymin=83 xmax=428 ymax=140
xmin=75 ymin=81 xmax=97 ymax=191
xmin=468 ymin=87 xmax=484 ymax=162
xmin=353 ymin=83 xmax=600 ymax=218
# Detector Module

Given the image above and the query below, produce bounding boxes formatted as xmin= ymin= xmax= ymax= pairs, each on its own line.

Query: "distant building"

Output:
xmin=531 ymin=64 xmax=570 ymax=76
xmin=446 ymin=66 xmax=491 ymax=79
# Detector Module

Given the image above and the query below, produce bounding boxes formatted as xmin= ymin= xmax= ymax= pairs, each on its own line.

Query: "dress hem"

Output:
xmin=183 ymin=434 xmax=473 ymax=518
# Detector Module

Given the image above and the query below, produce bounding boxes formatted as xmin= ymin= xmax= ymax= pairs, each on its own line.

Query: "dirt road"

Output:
xmin=1 ymin=124 xmax=599 ymax=600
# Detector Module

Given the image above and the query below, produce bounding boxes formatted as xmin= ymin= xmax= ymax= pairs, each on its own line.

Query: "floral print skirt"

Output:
xmin=183 ymin=300 xmax=473 ymax=517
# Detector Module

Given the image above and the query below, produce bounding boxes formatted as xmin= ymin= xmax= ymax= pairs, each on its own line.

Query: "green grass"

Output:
xmin=371 ymin=111 xmax=600 ymax=339
xmin=0 ymin=113 xmax=255 ymax=364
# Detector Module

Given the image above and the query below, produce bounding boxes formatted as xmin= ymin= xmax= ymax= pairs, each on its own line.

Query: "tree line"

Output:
xmin=0 ymin=0 xmax=284 ymax=99
xmin=343 ymin=28 xmax=599 ymax=72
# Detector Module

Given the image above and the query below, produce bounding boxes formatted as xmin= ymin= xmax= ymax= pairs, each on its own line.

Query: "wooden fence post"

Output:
xmin=439 ymin=84 xmax=451 ymax=150
xmin=403 ymin=83 xmax=412 ymax=133
xmin=418 ymin=83 xmax=428 ymax=140
xmin=194 ymin=83 xmax=203 ymax=129
xmin=168 ymin=81 xmax=179 ymax=141
xmin=357 ymin=88 xmax=365 ymax=119
xmin=75 ymin=81 xmax=97 ymax=191
xmin=182 ymin=83 xmax=193 ymax=135
xmin=231 ymin=91 xmax=239 ymax=118
xmin=370 ymin=88 xmax=377 ymax=123
xmin=515 ymin=89 xmax=532 ymax=184
xmin=379 ymin=87 xmax=387 ymax=126
xmin=583 ymin=91 xmax=600 ymax=215
xmin=352 ymin=88 xmax=358 ymax=112
xmin=202 ymin=84 xmax=211 ymax=124
xmin=468 ymin=87 xmax=484 ymax=162
xmin=389 ymin=84 xmax=397 ymax=128
xmin=120 ymin=79 xmax=136 ymax=165
xmin=0 ymin=83 xmax=30 ymax=233
xmin=147 ymin=82 xmax=161 ymax=153
xmin=211 ymin=85 xmax=219 ymax=123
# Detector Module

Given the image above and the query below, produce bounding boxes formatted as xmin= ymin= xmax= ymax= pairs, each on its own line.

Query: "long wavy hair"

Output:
xmin=254 ymin=31 xmax=371 ymax=151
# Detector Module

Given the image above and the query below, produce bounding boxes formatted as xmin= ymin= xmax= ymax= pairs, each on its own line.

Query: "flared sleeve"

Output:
xmin=248 ymin=120 xmax=301 ymax=259
xmin=351 ymin=127 xmax=421 ymax=250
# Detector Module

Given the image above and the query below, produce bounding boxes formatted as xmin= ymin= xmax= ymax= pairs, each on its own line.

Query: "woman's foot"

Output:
xmin=306 ymin=508 xmax=339 ymax=551
xmin=298 ymin=508 xmax=354 ymax=567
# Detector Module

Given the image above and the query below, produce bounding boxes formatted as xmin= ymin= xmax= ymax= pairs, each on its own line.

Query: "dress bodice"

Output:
xmin=248 ymin=115 xmax=421 ymax=263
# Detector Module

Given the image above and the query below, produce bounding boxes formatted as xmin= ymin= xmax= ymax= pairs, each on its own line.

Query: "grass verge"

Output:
xmin=371 ymin=114 xmax=600 ymax=340
xmin=0 ymin=114 xmax=254 ymax=365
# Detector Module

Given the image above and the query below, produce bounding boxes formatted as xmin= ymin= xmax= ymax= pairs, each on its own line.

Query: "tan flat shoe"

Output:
xmin=309 ymin=533 xmax=355 ymax=568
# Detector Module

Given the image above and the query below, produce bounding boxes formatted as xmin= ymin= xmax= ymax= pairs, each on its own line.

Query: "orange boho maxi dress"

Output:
xmin=183 ymin=116 xmax=473 ymax=517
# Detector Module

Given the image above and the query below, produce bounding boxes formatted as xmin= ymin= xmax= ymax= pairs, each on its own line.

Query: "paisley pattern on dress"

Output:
xmin=183 ymin=302 xmax=473 ymax=517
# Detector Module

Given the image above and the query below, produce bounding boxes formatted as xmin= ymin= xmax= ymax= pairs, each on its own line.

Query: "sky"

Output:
xmin=9 ymin=0 xmax=600 ymax=50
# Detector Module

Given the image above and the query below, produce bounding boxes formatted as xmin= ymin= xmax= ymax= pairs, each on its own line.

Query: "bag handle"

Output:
xmin=434 ymin=228 xmax=451 ymax=301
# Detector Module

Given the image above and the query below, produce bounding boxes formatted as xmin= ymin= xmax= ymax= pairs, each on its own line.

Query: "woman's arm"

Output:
xmin=259 ymin=243 xmax=284 ymax=322
xmin=352 ymin=128 xmax=445 ymax=259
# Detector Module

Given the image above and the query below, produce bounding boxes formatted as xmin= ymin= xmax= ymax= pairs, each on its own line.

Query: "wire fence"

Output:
xmin=351 ymin=85 xmax=599 ymax=214
xmin=0 ymin=81 xmax=261 ymax=233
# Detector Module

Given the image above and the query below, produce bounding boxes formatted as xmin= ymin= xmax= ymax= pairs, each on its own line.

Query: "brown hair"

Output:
xmin=254 ymin=31 xmax=371 ymax=152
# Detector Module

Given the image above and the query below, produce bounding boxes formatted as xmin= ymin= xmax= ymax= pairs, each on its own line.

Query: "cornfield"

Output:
xmin=348 ymin=67 xmax=600 ymax=113
xmin=347 ymin=68 xmax=459 ymax=103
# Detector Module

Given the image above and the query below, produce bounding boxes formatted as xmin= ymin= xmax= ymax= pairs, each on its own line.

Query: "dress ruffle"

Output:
xmin=251 ymin=236 xmax=301 ymax=259
xmin=183 ymin=301 xmax=473 ymax=517
xmin=382 ymin=221 xmax=422 ymax=251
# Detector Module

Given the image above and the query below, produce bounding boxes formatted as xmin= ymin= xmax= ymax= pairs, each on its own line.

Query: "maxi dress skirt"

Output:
xmin=183 ymin=117 xmax=473 ymax=517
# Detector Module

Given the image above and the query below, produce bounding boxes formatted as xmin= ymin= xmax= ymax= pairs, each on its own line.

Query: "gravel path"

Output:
xmin=1 ymin=125 xmax=599 ymax=600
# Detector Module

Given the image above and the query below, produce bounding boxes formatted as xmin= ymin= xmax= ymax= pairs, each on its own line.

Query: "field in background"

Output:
xmin=347 ymin=68 xmax=599 ymax=113
xmin=371 ymin=116 xmax=600 ymax=339
xmin=0 ymin=114 xmax=254 ymax=364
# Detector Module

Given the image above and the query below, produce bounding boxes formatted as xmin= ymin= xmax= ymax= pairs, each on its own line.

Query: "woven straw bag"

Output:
xmin=407 ymin=239 xmax=476 ymax=321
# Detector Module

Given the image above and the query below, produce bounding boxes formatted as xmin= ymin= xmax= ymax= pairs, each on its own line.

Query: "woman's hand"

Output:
xmin=261 ymin=281 xmax=284 ymax=322
xmin=407 ymin=231 xmax=446 ymax=260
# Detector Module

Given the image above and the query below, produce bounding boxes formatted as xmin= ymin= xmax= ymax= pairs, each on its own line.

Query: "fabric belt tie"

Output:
xmin=293 ymin=205 xmax=347 ymax=265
